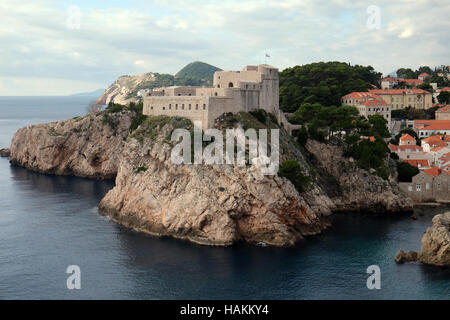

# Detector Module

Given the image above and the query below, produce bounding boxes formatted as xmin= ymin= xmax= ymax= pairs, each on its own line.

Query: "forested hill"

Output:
xmin=175 ymin=61 xmax=222 ymax=86
xmin=279 ymin=62 xmax=382 ymax=112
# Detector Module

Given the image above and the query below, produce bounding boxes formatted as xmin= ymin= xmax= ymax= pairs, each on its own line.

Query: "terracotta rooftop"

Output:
xmin=403 ymin=159 xmax=430 ymax=168
xmin=400 ymin=133 xmax=416 ymax=141
xmin=414 ymin=120 xmax=450 ymax=131
xmin=388 ymin=144 xmax=422 ymax=152
xmin=369 ymin=89 xmax=428 ymax=95
xmin=437 ymin=105 xmax=450 ymax=113
xmin=424 ymin=167 xmax=441 ymax=177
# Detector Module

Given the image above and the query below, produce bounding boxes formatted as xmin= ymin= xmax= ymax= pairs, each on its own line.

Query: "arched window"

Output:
xmin=215 ymin=92 xmax=218 ymax=96
xmin=217 ymin=84 xmax=220 ymax=88
xmin=228 ymin=82 xmax=233 ymax=88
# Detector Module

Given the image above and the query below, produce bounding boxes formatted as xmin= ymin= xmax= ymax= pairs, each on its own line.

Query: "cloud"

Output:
xmin=0 ymin=0 xmax=448 ymax=95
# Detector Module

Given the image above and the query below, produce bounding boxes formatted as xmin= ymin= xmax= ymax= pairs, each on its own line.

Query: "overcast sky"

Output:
xmin=1 ymin=0 xmax=449 ymax=95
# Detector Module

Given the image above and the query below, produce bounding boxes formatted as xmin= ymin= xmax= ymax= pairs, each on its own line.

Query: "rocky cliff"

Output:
xmin=95 ymin=73 xmax=162 ymax=105
xmin=418 ymin=212 xmax=450 ymax=266
xmin=9 ymin=111 xmax=412 ymax=246
xmin=10 ymin=111 xmax=134 ymax=179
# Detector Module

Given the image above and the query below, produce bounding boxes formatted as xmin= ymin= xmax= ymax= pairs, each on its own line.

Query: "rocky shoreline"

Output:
xmin=395 ymin=211 xmax=450 ymax=267
xmin=8 ymin=110 xmax=413 ymax=247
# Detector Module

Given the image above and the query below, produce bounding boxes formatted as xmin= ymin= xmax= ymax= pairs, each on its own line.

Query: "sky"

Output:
xmin=0 ymin=0 xmax=449 ymax=95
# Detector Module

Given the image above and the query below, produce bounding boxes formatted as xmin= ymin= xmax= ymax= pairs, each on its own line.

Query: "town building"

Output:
xmin=399 ymin=133 xmax=415 ymax=145
xmin=142 ymin=64 xmax=280 ymax=130
xmin=418 ymin=73 xmax=430 ymax=81
xmin=413 ymin=120 xmax=450 ymax=137
xmin=368 ymin=89 xmax=433 ymax=110
xmin=399 ymin=168 xmax=450 ymax=202
xmin=341 ymin=92 xmax=391 ymax=127
xmin=436 ymin=105 xmax=450 ymax=120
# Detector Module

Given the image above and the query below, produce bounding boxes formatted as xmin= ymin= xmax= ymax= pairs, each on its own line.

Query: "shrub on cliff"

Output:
xmin=397 ymin=162 xmax=419 ymax=182
xmin=279 ymin=160 xmax=311 ymax=193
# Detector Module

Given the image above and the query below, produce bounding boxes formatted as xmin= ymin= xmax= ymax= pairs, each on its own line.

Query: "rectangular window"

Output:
xmin=416 ymin=184 xmax=421 ymax=191
xmin=426 ymin=183 xmax=430 ymax=190
xmin=189 ymin=104 xmax=191 ymax=110
xmin=203 ymin=104 xmax=206 ymax=110
xmin=182 ymin=104 xmax=184 ymax=110
xmin=195 ymin=104 xmax=198 ymax=110
xmin=437 ymin=183 xmax=441 ymax=190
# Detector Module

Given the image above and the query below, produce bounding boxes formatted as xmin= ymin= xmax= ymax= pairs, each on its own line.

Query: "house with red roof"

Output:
xmin=436 ymin=105 xmax=450 ymax=120
xmin=368 ymin=88 xmax=433 ymax=110
xmin=418 ymin=73 xmax=430 ymax=81
xmin=341 ymin=92 xmax=391 ymax=127
xmin=403 ymin=159 xmax=431 ymax=169
xmin=400 ymin=167 xmax=450 ymax=202
xmin=399 ymin=133 xmax=416 ymax=146
xmin=414 ymin=120 xmax=450 ymax=137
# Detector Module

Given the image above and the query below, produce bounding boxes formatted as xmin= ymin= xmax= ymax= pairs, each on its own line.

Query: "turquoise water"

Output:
xmin=0 ymin=97 xmax=449 ymax=299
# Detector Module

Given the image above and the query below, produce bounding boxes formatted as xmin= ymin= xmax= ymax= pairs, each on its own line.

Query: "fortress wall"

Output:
xmin=143 ymin=96 xmax=210 ymax=130
xmin=206 ymin=97 xmax=235 ymax=129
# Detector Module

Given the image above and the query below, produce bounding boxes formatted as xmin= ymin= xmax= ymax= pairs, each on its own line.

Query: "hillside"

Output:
xmin=174 ymin=61 xmax=222 ymax=86
xmin=279 ymin=62 xmax=382 ymax=112
xmin=95 ymin=61 xmax=221 ymax=105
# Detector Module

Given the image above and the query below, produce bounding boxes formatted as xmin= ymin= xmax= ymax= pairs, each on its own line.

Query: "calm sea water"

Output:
xmin=0 ymin=96 xmax=449 ymax=300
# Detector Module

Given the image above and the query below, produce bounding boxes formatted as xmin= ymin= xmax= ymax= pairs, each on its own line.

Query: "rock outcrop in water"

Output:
xmin=9 ymin=110 xmax=412 ymax=246
xmin=418 ymin=212 xmax=450 ymax=266
xmin=0 ymin=148 xmax=10 ymax=157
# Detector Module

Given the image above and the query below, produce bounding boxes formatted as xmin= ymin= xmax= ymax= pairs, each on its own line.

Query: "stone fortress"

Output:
xmin=143 ymin=64 xmax=282 ymax=130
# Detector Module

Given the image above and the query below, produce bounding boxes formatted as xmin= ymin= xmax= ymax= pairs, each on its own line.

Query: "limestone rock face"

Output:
xmin=10 ymin=111 xmax=134 ymax=179
xmin=395 ymin=250 xmax=418 ymax=263
xmin=95 ymin=73 xmax=157 ymax=105
xmin=306 ymin=140 xmax=412 ymax=213
xmin=418 ymin=212 xmax=450 ymax=266
xmin=98 ymin=124 xmax=328 ymax=246
xmin=0 ymin=148 xmax=10 ymax=157
xmin=9 ymin=112 xmax=413 ymax=246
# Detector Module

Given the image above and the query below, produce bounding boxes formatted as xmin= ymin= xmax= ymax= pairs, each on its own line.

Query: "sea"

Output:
xmin=0 ymin=96 xmax=449 ymax=299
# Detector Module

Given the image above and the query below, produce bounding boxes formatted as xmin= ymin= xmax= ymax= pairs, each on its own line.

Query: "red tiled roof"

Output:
xmin=418 ymin=73 xmax=429 ymax=78
xmin=403 ymin=159 xmax=430 ymax=167
xmin=389 ymin=144 xmax=422 ymax=152
xmin=400 ymin=133 xmax=416 ymax=141
xmin=424 ymin=167 xmax=441 ymax=177
xmin=422 ymin=135 xmax=445 ymax=143
xmin=398 ymin=79 xmax=423 ymax=84
xmin=414 ymin=120 xmax=450 ymax=131
xmin=440 ymin=87 xmax=450 ymax=92
xmin=369 ymin=89 xmax=428 ymax=95
xmin=342 ymin=92 xmax=381 ymax=99
xmin=431 ymin=146 xmax=446 ymax=152
xmin=437 ymin=105 xmax=450 ymax=113
xmin=361 ymin=99 xmax=389 ymax=106
xmin=382 ymin=77 xmax=398 ymax=82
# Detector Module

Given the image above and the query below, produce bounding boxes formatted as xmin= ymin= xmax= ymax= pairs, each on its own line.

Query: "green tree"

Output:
xmin=279 ymin=160 xmax=311 ymax=193
xmin=437 ymin=91 xmax=450 ymax=104
xmin=279 ymin=62 xmax=381 ymax=112
xmin=397 ymin=162 xmax=419 ymax=182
